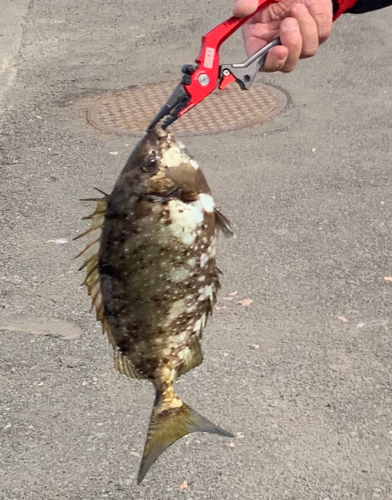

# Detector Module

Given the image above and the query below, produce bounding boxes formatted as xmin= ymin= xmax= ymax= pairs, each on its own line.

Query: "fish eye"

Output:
xmin=142 ymin=152 xmax=158 ymax=173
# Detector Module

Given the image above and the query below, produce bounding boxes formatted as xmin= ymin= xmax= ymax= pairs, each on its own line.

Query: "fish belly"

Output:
xmin=99 ymin=198 xmax=218 ymax=378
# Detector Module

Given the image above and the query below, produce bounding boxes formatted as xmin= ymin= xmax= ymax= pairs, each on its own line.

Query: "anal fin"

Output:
xmin=177 ymin=338 xmax=203 ymax=378
xmin=113 ymin=345 xmax=145 ymax=380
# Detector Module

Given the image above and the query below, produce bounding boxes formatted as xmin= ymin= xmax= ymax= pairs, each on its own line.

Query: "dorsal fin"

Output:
xmin=75 ymin=191 xmax=144 ymax=380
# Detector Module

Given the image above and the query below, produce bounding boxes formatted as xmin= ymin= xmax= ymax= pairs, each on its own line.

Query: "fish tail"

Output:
xmin=137 ymin=391 xmax=233 ymax=484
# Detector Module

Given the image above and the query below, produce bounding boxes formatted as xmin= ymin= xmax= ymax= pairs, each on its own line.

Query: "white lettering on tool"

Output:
xmin=204 ymin=47 xmax=215 ymax=69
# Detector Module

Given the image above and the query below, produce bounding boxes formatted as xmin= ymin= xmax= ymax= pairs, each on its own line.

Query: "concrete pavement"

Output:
xmin=0 ymin=1 xmax=391 ymax=499
xmin=0 ymin=0 xmax=30 ymax=114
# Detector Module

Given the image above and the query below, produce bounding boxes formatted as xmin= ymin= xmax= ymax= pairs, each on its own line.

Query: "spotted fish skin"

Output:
xmin=77 ymin=127 xmax=233 ymax=483
xmin=100 ymin=161 xmax=217 ymax=379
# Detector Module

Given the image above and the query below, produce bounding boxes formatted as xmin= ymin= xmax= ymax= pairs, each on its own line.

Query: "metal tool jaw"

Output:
xmin=147 ymin=83 xmax=190 ymax=131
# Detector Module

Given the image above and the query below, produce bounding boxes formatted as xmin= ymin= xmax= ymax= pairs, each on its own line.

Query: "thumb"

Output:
xmin=233 ymin=0 xmax=259 ymax=18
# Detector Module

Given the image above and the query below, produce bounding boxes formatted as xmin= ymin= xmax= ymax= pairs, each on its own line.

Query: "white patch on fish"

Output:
xmin=193 ymin=319 xmax=202 ymax=332
xmin=170 ymin=268 xmax=191 ymax=283
xmin=198 ymin=193 xmax=215 ymax=213
xmin=178 ymin=331 xmax=188 ymax=343
xmin=160 ymin=144 xmax=191 ymax=169
xmin=207 ymin=240 xmax=216 ymax=256
xmin=197 ymin=285 xmax=213 ymax=301
xmin=167 ymin=199 xmax=204 ymax=245
xmin=189 ymin=159 xmax=200 ymax=170
xmin=200 ymin=253 xmax=209 ymax=267
xmin=162 ymin=299 xmax=187 ymax=328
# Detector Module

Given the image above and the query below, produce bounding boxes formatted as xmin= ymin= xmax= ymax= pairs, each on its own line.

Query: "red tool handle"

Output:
xmin=178 ymin=0 xmax=280 ymax=117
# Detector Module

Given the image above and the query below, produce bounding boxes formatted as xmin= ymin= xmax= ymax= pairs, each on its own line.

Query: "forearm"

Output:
xmin=333 ymin=0 xmax=392 ymax=19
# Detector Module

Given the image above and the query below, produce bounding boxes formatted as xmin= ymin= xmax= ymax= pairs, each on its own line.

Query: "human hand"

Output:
xmin=233 ymin=0 xmax=333 ymax=72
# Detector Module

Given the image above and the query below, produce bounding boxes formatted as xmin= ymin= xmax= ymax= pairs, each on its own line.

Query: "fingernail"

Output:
xmin=233 ymin=0 xmax=258 ymax=16
xmin=283 ymin=18 xmax=298 ymax=32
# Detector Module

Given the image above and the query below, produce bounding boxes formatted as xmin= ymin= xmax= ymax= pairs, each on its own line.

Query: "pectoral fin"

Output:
xmin=215 ymin=209 xmax=234 ymax=237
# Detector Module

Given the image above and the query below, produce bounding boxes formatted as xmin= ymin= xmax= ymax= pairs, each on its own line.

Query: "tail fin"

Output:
xmin=137 ymin=398 xmax=233 ymax=484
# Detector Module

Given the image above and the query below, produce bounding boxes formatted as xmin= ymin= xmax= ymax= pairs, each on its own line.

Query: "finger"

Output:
xmin=233 ymin=0 xmax=259 ymax=18
xmin=305 ymin=0 xmax=333 ymax=43
xmin=261 ymin=45 xmax=289 ymax=72
xmin=279 ymin=17 xmax=302 ymax=73
xmin=291 ymin=3 xmax=319 ymax=58
xmin=242 ymin=20 xmax=281 ymax=57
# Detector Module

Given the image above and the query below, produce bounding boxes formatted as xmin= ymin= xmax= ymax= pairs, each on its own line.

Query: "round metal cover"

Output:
xmin=87 ymin=81 xmax=287 ymax=137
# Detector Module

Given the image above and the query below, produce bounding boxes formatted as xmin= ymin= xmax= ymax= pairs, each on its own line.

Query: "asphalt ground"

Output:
xmin=0 ymin=1 xmax=391 ymax=499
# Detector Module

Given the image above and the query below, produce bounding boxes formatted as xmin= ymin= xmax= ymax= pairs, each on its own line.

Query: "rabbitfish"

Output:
xmin=76 ymin=127 xmax=233 ymax=483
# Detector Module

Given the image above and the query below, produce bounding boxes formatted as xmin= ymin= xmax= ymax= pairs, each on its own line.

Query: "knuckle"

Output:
xmin=305 ymin=0 xmax=333 ymax=41
xmin=281 ymin=61 xmax=296 ymax=73
xmin=264 ymin=61 xmax=284 ymax=73
xmin=318 ymin=25 xmax=332 ymax=44
xmin=262 ymin=51 xmax=287 ymax=73
xmin=302 ymin=45 xmax=318 ymax=58
xmin=306 ymin=0 xmax=330 ymax=12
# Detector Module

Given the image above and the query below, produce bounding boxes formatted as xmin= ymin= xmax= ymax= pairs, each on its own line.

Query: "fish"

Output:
xmin=75 ymin=127 xmax=233 ymax=484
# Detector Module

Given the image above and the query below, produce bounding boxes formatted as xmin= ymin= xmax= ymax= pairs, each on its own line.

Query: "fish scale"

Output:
xmin=76 ymin=127 xmax=233 ymax=484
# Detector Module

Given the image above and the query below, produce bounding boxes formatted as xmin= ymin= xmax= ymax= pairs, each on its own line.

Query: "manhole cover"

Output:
xmin=87 ymin=81 xmax=287 ymax=137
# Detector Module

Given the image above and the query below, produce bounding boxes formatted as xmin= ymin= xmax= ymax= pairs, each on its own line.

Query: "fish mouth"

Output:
xmin=146 ymin=126 xmax=179 ymax=152
xmin=146 ymin=126 xmax=169 ymax=143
